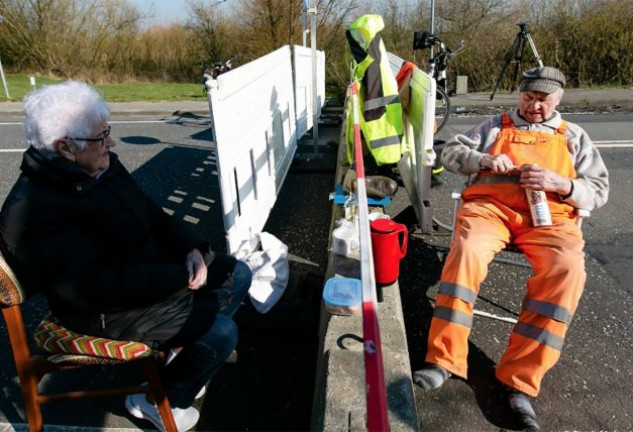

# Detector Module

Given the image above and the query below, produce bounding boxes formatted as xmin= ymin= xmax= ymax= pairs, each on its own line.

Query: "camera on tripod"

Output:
xmin=412 ymin=31 xmax=438 ymax=50
xmin=490 ymin=19 xmax=544 ymax=100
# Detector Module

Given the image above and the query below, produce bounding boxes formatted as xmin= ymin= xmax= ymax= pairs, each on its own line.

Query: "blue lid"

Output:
xmin=323 ymin=277 xmax=362 ymax=307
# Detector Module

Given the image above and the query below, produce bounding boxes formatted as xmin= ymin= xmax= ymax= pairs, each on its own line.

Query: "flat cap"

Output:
xmin=519 ymin=66 xmax=566 ymax=94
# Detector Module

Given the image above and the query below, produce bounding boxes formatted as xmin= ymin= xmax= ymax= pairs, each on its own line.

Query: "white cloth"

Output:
xmin=235 ymin=232 xmax=289 ymax=313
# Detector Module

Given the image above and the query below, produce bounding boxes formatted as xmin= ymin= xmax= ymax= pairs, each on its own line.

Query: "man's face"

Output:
xmin=518 ymin=90 xmax=562 ymax=123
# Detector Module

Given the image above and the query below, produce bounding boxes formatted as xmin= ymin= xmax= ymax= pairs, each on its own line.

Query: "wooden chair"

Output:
xmin=0 ymin=250 xmax=177 ymax=432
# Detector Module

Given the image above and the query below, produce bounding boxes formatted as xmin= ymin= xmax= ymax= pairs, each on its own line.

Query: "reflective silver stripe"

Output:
xmin=364 ymin=95 xmax=400 ymax=111
xmin=370 ymin=135 xmax=402 ymax=149
xmin=433 ymin=306 xmax=473 ymax=328
xmin=523 ymin=298 xmax=572 ymax=324
xmin=513 ymin=322 xmax=564 ymax=351
xmin=472 ymin=175 xmax=520 ymax=185
xmin=438 ymin=282 xmax=478 ymax=304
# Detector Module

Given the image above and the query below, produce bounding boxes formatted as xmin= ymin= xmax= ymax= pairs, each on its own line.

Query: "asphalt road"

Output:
xmin=1 ymin=108 xmax=632 ymax=431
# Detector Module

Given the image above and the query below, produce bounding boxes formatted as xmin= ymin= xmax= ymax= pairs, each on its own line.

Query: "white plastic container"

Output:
xmin=525 ymin=189 xmax=552 ymax=226
xmin=331 ymin=219 xmax=359 ymax=257
xmin=323 ymin=277 xmax=362 ymax=316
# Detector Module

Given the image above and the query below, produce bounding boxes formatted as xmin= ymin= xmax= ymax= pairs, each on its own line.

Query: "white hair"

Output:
xmin=554 ymin=87 xmax=565 ymax=102
xmin=23 ymin=80 xmax=110 ymax=151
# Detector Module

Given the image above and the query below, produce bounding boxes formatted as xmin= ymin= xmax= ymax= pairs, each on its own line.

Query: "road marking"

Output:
xmin=594 ymin=140 xmax=633 ymax=148
xmin=0 ymin=120 xmax=167 ymax=126
xmin=0 ymin=423 xmax=142 ymax=432
xmin=111 ymin=120 xmax=167 ymax=124
xmin=0 ymin=149 xmax=26 ymax=152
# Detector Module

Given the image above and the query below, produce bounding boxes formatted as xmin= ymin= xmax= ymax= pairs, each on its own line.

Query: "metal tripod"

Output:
xmin=490 ymin=21 xmax=543 ymax=100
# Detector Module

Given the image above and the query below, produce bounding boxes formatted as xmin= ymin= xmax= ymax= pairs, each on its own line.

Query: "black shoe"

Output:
xmin=507 ymin=388 xmax=540 ymax=431
xmin=431 ymin=173 xmax=444 ymax=188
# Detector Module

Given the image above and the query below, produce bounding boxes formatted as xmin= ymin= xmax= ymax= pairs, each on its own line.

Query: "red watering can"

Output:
xmin=370 ymin=219 xmax=408 ymax=285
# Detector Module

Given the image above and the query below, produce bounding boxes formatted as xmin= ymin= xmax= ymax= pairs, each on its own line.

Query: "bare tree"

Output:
xmin=186 ymin=0 xmax=234 ymax=71
xmin=0 ymin=0 xmax=142 ymax=79
xmin=1 ymin=0 xmax=631 ymax=89
xmin=229 ymin=0 xmax=299 ymax=58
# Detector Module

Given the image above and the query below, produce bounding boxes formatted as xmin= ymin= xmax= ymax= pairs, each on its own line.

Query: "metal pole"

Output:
xmin=430 ymin=0 xmax=435 ymax=33
xmin=0 ymin=57 xmax=10 ymax=100
xmin=429 ymin=0 xmax=435 ymax=57
xmin=302 ymin=0 xmax=307 ymax=47
xmin=0 ymin=15 xmax=9 ymax=100
xmin=309 ymin=0 xmax=319 ymax=154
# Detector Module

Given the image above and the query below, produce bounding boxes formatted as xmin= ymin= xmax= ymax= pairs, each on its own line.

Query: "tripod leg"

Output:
xmin=526 ymin=34 xmax=544 ymax=68
xmin=490 ymin=34 xmax=522 ymax=100
xmin=509 ymin=37 xmax=526 ymax=92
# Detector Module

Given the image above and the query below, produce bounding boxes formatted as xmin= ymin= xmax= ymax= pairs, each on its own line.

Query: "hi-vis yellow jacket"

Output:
xmin=346 ymin=14 xmax=404 ymax=166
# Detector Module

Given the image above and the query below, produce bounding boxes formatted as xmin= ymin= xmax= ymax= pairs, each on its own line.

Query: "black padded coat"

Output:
xmin=0 ymin=146 xmax=228 ymax=349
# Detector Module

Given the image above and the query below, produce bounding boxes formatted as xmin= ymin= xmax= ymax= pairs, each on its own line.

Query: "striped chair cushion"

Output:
xmin=34 ymin=313 xmax=153 ymax=363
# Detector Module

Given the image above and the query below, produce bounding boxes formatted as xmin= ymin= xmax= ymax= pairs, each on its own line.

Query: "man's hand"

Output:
xmin=479 ymin=154 xmax=516 ymax=174
xmin=186 ymin=249 xmax=208 ymax=290
xmin=519 ymin=163 xmax=572 ymax=195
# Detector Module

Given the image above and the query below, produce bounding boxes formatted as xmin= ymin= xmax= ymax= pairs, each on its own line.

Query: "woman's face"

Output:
xmin=72 ymin=120 xmax=116 ymax=177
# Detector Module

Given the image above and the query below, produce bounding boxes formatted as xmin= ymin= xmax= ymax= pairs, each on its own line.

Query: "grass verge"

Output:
xmin=0 ymin=74 xmax=206 ymax=102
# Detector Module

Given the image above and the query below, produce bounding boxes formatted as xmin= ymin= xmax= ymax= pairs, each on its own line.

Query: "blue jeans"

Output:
xmin=163 ymin=259 xmax=251 ymax=408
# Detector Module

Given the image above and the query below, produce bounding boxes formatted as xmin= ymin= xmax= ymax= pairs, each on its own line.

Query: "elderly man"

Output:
xmin=413 ymin=67 xmax=609 ymax=430
xmin=0 ymin=81 xmax=252 ymax=431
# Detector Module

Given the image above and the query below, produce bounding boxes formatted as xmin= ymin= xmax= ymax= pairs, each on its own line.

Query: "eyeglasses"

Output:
xmin=66 ymin=125 xmax=111 ymax=147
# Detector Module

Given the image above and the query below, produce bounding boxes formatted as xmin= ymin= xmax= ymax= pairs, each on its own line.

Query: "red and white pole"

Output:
xmin=350 ymin=81 xmax=389 ymax=431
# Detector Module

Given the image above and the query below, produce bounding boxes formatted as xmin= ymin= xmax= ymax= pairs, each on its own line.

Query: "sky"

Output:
xmin=126 ymin=0 xmax=192 ymax=26
xmin=126 ymin=0 xmax=392 ymax=27
xmin=126 ymin=0 xmax=235 ymax=26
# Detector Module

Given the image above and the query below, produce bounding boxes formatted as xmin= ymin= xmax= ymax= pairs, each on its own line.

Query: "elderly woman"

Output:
xmin=0 ymin=81 xmax=252 ymax=431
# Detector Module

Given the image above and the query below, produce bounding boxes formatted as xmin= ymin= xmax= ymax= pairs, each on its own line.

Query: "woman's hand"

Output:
xmin=186 ymin=249 xmax=207 ymax=290
xmin=519 ymin=163 xmax=572 ymax=195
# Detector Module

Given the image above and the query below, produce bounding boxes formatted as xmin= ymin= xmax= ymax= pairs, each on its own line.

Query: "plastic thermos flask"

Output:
xmin=370 ymin=219 xmax=408 ymax=285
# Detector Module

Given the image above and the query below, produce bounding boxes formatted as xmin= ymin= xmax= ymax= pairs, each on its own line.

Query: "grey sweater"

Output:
xmin=440 ymin=108 xmax=609 ymax=212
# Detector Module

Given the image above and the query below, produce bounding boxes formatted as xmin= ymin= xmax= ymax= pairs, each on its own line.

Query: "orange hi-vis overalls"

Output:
xmin=426 ymin=113 xmax=586 ymax=397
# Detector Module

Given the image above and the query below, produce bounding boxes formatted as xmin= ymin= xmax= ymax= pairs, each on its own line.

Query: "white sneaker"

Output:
xmin=194 ymin=385 xmax=206 ymax=400
xmin=125 ymin=393 xmax=199 ymax=432
xmin=165 ymin=349 xmax=178 ymax=364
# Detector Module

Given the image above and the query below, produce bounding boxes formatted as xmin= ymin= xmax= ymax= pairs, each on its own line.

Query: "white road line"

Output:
xmin=594 ymin=140 xmax=633 ymax=148
xmin=111 ymin=120 xmax=168 ymax=124
xmin=0 ymin=149 xmax=26 ymax=152
xmin=0 ymin=120 xmax=166 ymax=126
xmin=0 ymin=423 xmax=142 ymax=432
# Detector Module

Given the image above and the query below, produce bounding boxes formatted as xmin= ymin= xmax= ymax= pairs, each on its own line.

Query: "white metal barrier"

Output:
xmin=388 ymin=53 xmax=437 ymax=233
xmin=293 ymin=45 xmax=326 ymax=138
xmin=207 ymin=45 xmax=298 ymax=254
